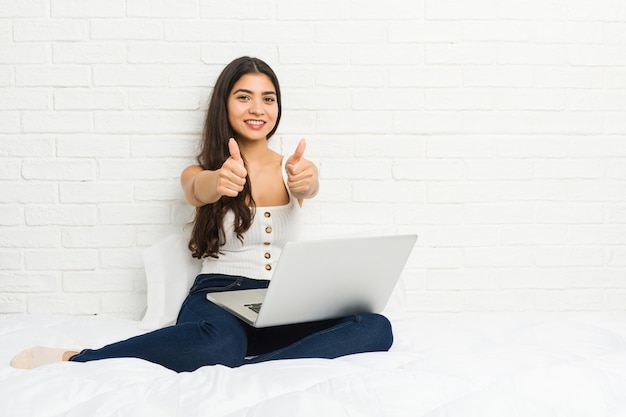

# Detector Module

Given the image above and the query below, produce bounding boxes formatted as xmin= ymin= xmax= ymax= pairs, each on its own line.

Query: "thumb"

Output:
xmin=228 ymin=138 xmax=243 ymax=163
xmin=290 ymin=138 xmax=306 ymax=163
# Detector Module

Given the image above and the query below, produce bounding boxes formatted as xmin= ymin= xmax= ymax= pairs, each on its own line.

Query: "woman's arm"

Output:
xmin=181 ymin=166 xmax=221 ymax=207
xmin=181 ymin=139 xmax=248 ymax=207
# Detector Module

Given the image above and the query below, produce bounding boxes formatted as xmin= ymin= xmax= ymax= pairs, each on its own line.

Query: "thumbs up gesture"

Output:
xmin=285 ymin=139 xmax=319 ymax=199
xmin=217 ymin=138 xmax=248 ymax=197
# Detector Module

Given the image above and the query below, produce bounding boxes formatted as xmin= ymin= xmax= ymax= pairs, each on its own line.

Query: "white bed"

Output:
xmin=3 ymin=235 xmax=626 ymax=416
xmin=3 ymin=311 xmax=626 ymax=416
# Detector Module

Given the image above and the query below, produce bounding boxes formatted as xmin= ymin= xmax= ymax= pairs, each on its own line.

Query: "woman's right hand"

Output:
xmin=180 ymin=138 xmax=247 ymax=207
xmin=216 ymin=138 xmax=248 ymax=197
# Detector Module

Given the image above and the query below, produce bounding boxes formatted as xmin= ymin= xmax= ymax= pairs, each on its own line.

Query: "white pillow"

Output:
xmin=139 ymin=233 xmax=202 ymax=330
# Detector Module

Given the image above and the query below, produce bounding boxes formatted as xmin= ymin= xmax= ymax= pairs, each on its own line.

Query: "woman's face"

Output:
xmin=227 ymin=73 xmax=279 ymax=143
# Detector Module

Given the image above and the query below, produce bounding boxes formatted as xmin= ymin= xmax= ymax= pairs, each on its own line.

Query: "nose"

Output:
xmin=248 ymin=97 xmax=264 ymax=115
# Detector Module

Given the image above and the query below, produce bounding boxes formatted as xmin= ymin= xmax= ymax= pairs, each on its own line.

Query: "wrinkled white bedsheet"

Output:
xmin=2 ymin=312 xmax=626 ymax=417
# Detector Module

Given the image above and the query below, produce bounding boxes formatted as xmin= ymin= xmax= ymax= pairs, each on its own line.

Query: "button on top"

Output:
xmin=264 ymin=212 xmax=271 ymax=218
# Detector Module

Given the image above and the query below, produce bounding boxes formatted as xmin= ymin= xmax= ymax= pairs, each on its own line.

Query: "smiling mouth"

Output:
xmin=245 ymin=120 xmax=265 ymax=126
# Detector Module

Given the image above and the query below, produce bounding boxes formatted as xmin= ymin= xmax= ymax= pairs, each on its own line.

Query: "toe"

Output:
xmin=10 ymin=349 xmax=33 ymax=369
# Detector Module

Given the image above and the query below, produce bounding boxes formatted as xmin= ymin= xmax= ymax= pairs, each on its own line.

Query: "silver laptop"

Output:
xmin=206 ymin=234 xmax=417 ymax=328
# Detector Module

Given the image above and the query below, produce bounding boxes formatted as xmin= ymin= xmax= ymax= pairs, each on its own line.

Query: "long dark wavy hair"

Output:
xmin=189 ymin=57 xmax=282 ymax=259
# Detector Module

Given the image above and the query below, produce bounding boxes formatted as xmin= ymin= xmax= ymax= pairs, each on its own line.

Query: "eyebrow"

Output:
xmin=232 ymin=88 xmax=276 ymax=96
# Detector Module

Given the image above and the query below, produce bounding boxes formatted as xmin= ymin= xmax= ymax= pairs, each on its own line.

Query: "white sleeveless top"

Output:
xmin=200 ymin=160 xmax=302 ymax=280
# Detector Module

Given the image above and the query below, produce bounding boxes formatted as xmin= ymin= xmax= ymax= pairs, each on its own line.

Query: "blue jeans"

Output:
xmin=70 ymin=274 xmax=394 ymax=372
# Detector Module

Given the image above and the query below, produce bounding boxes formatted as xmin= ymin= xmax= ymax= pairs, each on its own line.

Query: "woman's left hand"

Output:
xmin=285 ymin=139 xmax=319 ymax=200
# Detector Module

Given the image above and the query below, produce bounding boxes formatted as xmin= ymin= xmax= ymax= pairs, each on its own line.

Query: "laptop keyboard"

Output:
xmin=244 ymin=303 xmax=262 ymax=314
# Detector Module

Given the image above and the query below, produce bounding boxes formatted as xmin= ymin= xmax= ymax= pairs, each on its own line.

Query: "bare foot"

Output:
xmin=10 ymin=347 xmax=78 ymax=369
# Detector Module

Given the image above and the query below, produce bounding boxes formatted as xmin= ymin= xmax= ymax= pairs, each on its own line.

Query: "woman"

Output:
xmin=11 ymin=57 xmax=393 ymax=372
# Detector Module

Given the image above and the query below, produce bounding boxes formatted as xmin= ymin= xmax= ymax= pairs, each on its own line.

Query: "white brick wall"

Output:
xmin=1 ymin=0 xmax=625 ymax=318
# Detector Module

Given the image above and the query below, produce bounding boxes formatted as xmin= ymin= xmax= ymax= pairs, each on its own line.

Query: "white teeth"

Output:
xmin=246 ymin=120 xmax=264 ymax=125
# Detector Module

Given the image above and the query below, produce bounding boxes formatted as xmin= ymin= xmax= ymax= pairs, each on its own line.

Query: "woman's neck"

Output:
xmin=237 ymin=139 xmax=272 ymax=162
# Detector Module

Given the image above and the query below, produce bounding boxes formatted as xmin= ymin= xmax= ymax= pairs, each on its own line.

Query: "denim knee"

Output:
xmin=197 ymin=320 xmax=247 ymax=368
xmin=359 ymin=313 xmax=394 ymax=351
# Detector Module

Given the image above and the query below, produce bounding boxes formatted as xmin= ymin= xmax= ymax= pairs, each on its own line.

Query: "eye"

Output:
xmin=237 ymin=95 xmax=251 ymax=102
xmin=264 ymin=96 xmax=276 ymax=103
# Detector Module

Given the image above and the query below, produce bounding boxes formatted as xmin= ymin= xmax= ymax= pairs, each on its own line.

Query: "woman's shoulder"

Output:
xmin=255 ymin=149 xmax=284 ymax=171
xmin=269 ymin=149 xmax=283 ymax=164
